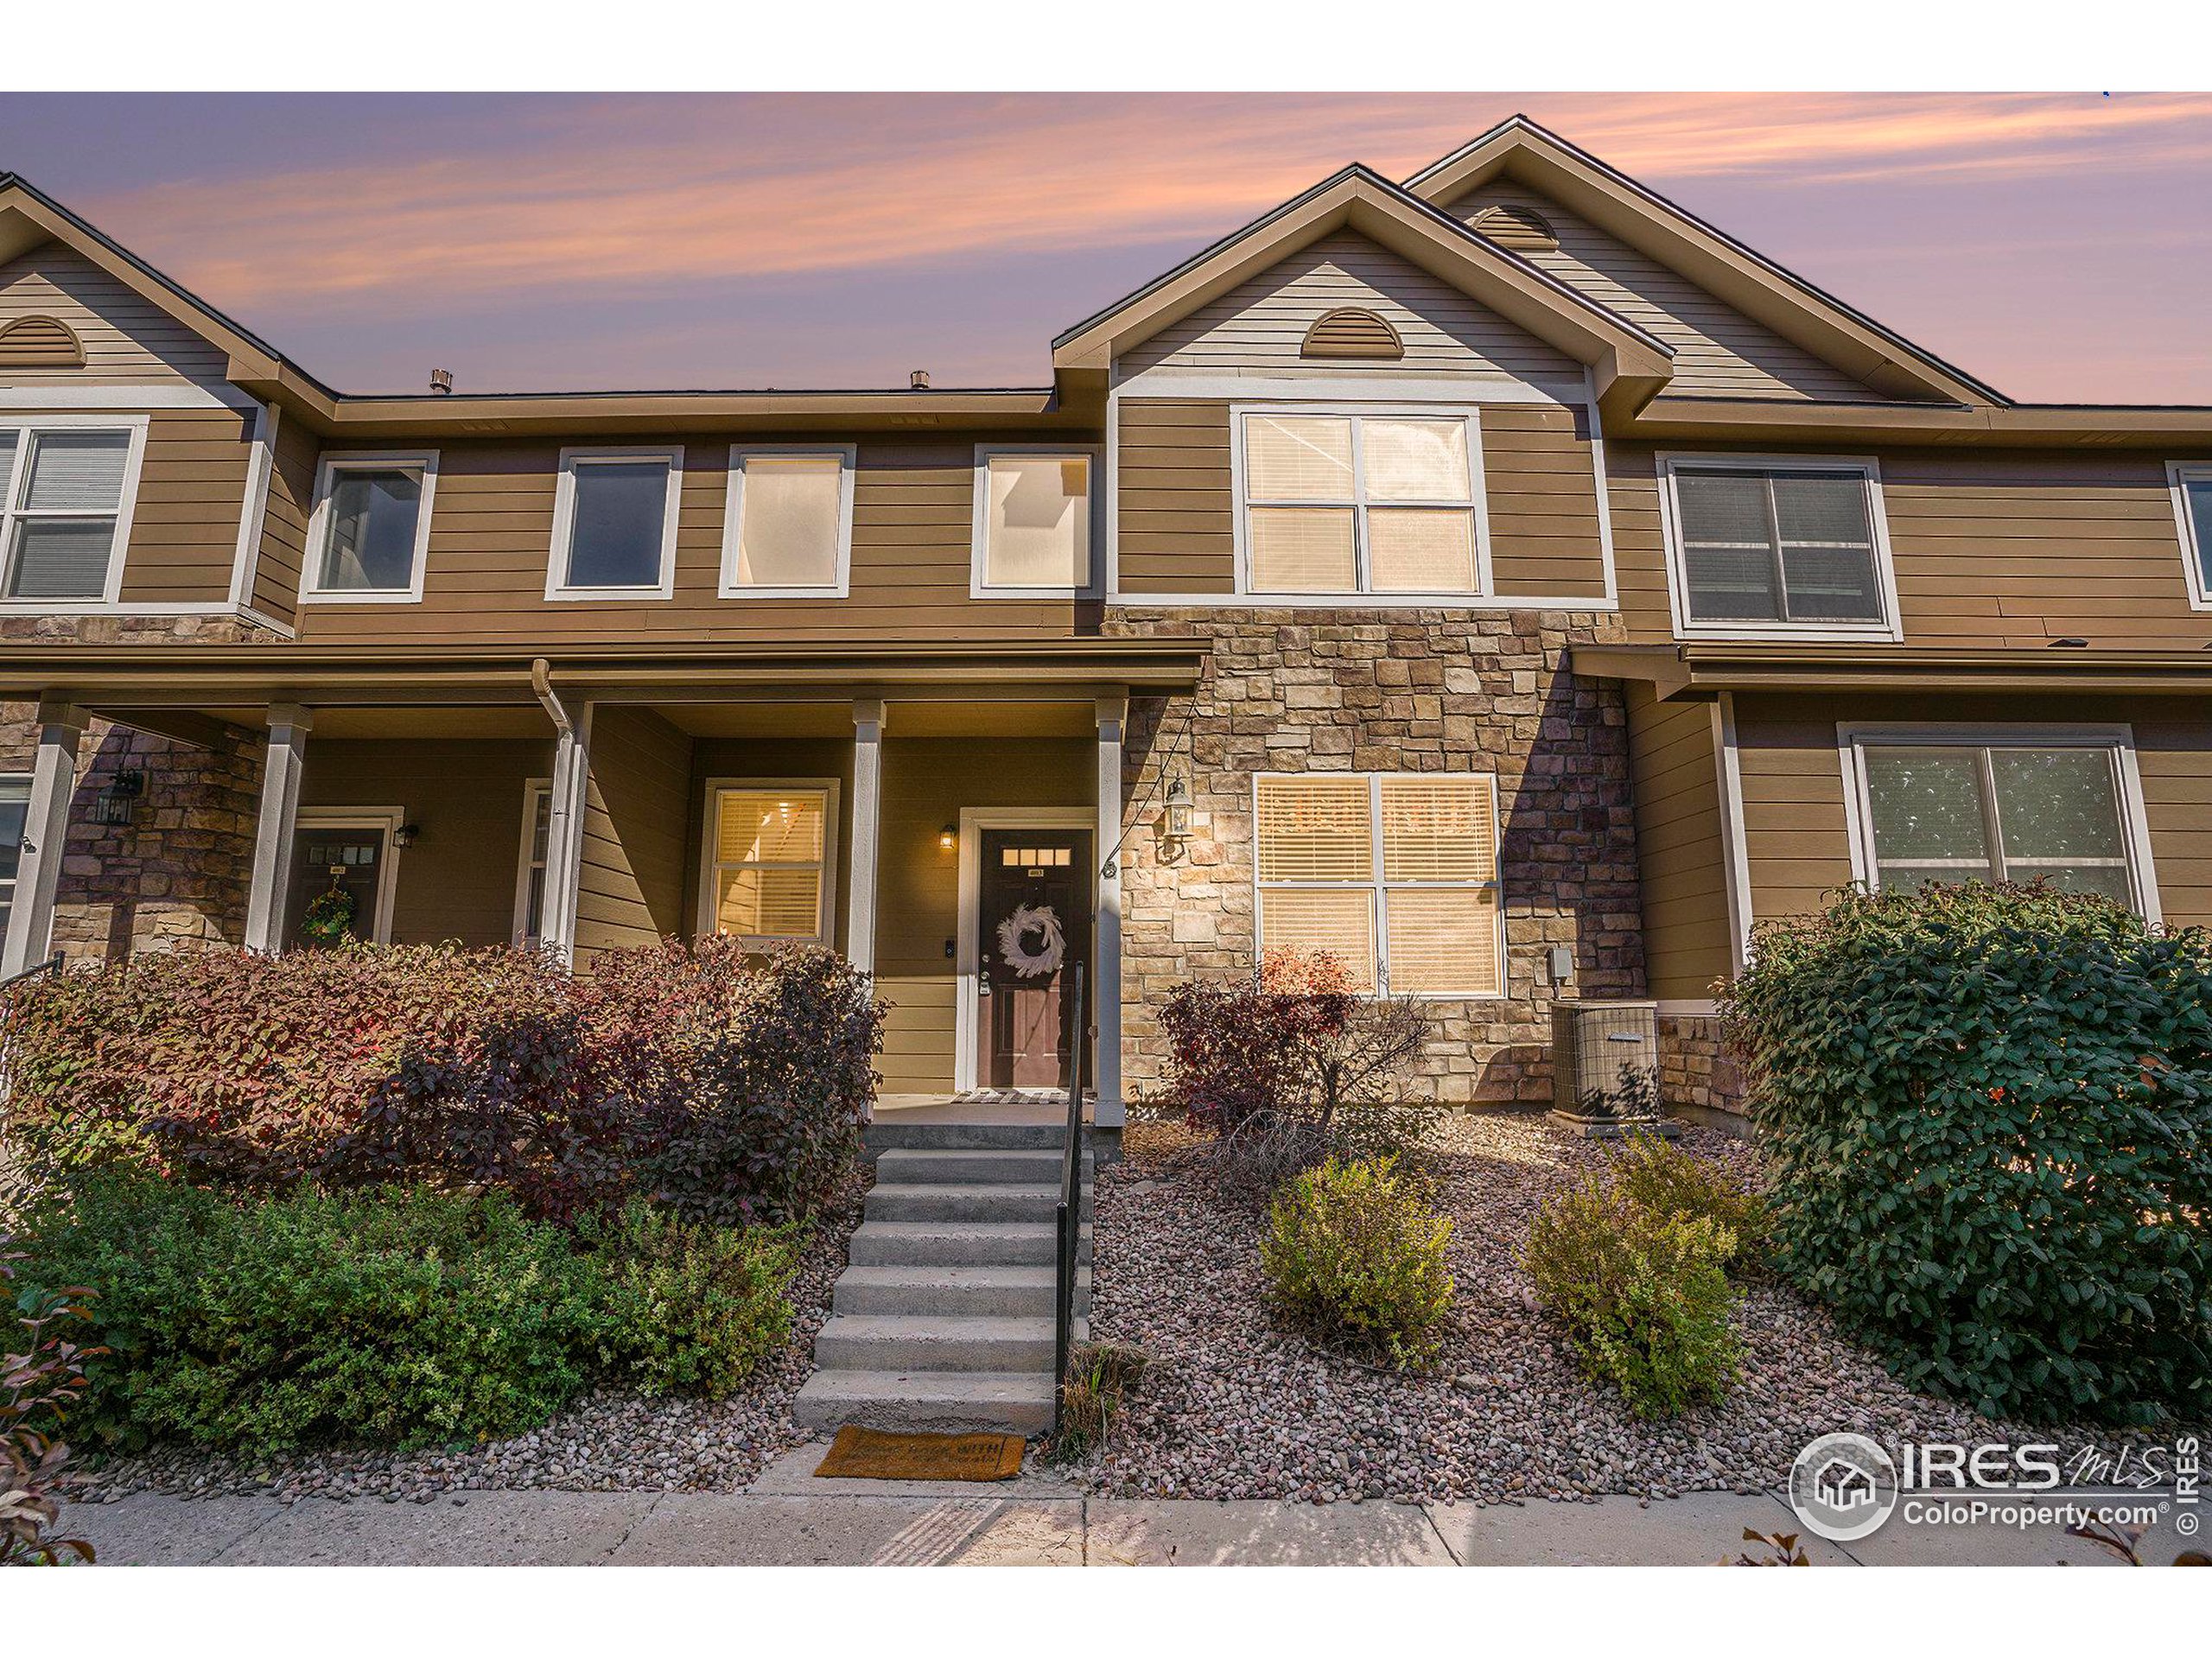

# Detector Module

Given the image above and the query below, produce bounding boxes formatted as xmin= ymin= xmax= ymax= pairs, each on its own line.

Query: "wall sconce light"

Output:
xmin=393 ymin=822 xmax=423 ymax=849
xmin=1156 ymin=774 xmax=1192 ymax=864
xmin=938 ymin=822 xmax=957 ymax=851
xmin=88 ymin=768 xmax=144 ymax=828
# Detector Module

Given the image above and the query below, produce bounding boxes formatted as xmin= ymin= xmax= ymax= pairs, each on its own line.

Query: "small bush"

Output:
xmin=2 ymin=1242 xmax=102 ymax=1566
xmin=1526 ymin=1177 xmax=1740 ymax=1418
xmin=1610 ymin=1133 xmax=1766 ymax=1266
xmin=1724 ymin=882 xmax=2212 ymax=1425
xmin=1261 ymin=1155 xmax=1453 ymax=1369
xmin=1052 ymin=1339 xmax=1150 ymax=1464
xmin=582 ymin=1200 xmax=799 ymax=1396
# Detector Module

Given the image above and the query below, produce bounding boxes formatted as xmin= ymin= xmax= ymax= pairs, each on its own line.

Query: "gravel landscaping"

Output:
xmin=60 ymin=1169 xmax=872 ymax=1507
xmin=1084 ymin=1113 xmax=2185 ymax=1507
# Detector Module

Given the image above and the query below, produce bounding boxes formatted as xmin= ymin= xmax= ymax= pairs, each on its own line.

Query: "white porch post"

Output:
xmin=539 ymin=706 xmax=590 ymax=966
xmin=1093 ymin=693 xmax=1128 ymax=1128
xmin=243 ymin=702 xmax=312 ymax=955
xmin=847 ymin=698 xmax=885 ymax=976
xmin=1 ymin=699 xmax=87 ymax=976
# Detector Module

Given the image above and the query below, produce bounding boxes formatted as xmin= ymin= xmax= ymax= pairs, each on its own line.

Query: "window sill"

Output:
xmin=543 ymin=584 xmax=677 ymax=603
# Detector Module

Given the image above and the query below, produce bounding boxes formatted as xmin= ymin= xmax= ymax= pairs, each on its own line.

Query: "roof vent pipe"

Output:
xmin=909 ymin=369 xmax=930 ymax=391
xmin=429 ymin=367 xmax=454 ymax=396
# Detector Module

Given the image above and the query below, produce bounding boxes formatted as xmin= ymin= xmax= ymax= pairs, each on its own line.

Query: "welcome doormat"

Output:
xmin=814 ymin=1425 xmax=1027 ymax=1482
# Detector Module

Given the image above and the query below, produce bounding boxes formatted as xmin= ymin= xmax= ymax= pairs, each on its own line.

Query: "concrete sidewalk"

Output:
xmin=59 ymin=1444 xmax=2177 ymax=1567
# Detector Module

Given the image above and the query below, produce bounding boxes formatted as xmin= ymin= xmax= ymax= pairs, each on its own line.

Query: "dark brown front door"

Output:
xmin=286 ymin=823 xmax=385 ymax=948
xmin=976 ymin=827 xmax=1092 ymax=1090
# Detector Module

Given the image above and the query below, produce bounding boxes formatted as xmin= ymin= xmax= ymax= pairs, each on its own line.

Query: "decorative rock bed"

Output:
xmin=1083 ymin=1114 xmax=2140 ymax=1506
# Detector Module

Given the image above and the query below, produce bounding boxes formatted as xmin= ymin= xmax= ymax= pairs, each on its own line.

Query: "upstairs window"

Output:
xmin=972 ymin=448 xmax=1096 ymax=595
xmin=1661 ymin=455 xmax=1897 ymax=638
xmin=304 ymin=454 xmax=436 ymax=601
xmin=0 ymin=422 xmax=142 ymax=604
xmin=2170 ymin=462 xmax=2212 ymax=609
xmin=1254 ymin=772 xmax=1503 ymax=997
xmin=1236 ymin=409 xmax=1487 ymax=598
xmin=547 ymin=447 xmax=683 ymax=600
xmin=722 ymin=446 xmax=855 ymax=597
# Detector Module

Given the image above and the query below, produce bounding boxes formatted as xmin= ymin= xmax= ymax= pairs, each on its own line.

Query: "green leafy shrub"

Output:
xmin=1723 ymin=882 xmax=2212 ymax=1425
xmin=1610 ymin=1132 xmax=1767 ymax=1266
xmin=22 ymin=1176 xmax=613 ymax=1453
xmin=1261 ymin=1155 xmax=1453 ymax=1368
xmin=3 ymin=1242 xmax=103 ymax=1566
xmin=1526 ymin=1177 xmax=1740 ymax=1418
xmin=583 ymin=1200 xmax=799 ymax=1396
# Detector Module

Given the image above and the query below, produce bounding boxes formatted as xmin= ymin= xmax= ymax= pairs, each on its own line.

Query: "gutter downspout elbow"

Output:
xmin=531 ymin=657 xmax=573 ymax=735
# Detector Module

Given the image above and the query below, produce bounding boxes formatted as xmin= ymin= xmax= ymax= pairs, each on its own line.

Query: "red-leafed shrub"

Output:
xmin=1156 ymin=949 xmax=1358 ymax=1136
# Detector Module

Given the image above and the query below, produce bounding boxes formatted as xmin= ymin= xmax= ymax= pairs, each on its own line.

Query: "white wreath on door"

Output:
xmin=995 ymin=903 xmax=1066 ymax=978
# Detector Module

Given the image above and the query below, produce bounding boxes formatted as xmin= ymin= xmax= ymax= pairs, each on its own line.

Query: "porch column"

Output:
xmin=243 ymin=702 xmax=312 ymax=954
xmin=0 ymin=699 xmax=87 ymax=976
xmin=1093 ymin=693 xmax=1128 ymax=1128
xmin=538 ymin=706 xmax=590 ymax=966
xmin=846 ymin=698 xmax=884 ymax=976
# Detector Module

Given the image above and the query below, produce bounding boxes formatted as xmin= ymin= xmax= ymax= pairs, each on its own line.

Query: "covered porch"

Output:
xmin=0 ymin=642 xmax=1204 ymax=1128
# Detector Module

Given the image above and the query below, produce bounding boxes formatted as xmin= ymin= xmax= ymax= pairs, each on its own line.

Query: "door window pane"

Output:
xmin=563 ymin=461 xmax=671 ymax=588
xmin=734 ymin=455 xmax=843 ymax=588
xmin=982 ymin=454 xmax=1089 ymax=588
xmin=318 ymin=467 xmax=423 ymax=591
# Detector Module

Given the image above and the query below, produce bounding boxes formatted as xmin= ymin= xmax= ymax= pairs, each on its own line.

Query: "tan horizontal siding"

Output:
xmin=1606 ymin=442 xmax=2211 ymax=647
xmin=292 ymin=435 xmax=1083 ymax=645
xmin=1481 ymin=404 xmax=1607 ymax=598
xmin=2136 ymin=717 xmax=2212 ymax=930
xmin=249 ymin=410 xmax=316 ymax=626
xmin=1117 ymin=398 xmax=1235 ymax=594
xmin=116 ymin=409 xmax=251 ymax=605
xmin=1730 ymin=697 xmax=1855 ymax=922
xmin=1119 ymin=229 xmax=1581 ymax=382
xmin=1440 ymin=183 xmax=1881 ymax=403
xmin=574 ymin=704 xmax=693 ymax=966
xmin=0 ymin=244 xmax=232 ymax=385
xmin=1625 ymin=684 xmax=1732 ymax=1001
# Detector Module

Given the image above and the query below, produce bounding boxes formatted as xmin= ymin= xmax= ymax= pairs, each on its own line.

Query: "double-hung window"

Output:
xmin=0 ymin=772 xmax=31 ymax=940
xmin=1661 ymin=455 xmax=1897 ymax=638
xmin=721 ymin=445 xmax=855 ymax=598
xmin=700 ymin=782 xmax=840 ymax=944
xmin=1237 ymin=409 xmax=1486 ymax=597
xmin=2169 ymin=462 xmax=2212 ymax=609
xmin=512 ymin=780 xmax=553 ymax=947
xmin=1254 ymin=772 xmax=1503 ymax=996
xmin=1846 ymin=730 xmax=2154 ymax=914
xmin=547 ymin=447 xmax=683 ymax=600
xmin=0 ymin=420 xmax=144 ymax=605
xmin=303 ymin=453 xmax=436 ymax=601
xmin=971 ymin=447 xmax=1096 ymax=596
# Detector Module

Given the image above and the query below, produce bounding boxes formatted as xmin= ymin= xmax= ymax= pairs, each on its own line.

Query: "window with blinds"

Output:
xmin=707 ymin=786 xmax=833 ymax=942
xmin=1664 ymin=459 xmax=1890 ymax=631
xmin=1255 ymin=772 xmax=1503 ymax=995
xmin=1239 ymin=410 xmax=1484 ymax=597
xmin=0 ymin=424 xmax=136 ymax=602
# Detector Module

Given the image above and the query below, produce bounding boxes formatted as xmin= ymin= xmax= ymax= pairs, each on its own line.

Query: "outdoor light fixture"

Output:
xmin=1156 ymin=773 xmax=1192 ymax=863
xmin=393 ymin=822 xmax=423 ymax=849
xmin=938 ymin=821 xmax=957 ymax=851
xmin=88 ymin=768 xmax=143 ymax=828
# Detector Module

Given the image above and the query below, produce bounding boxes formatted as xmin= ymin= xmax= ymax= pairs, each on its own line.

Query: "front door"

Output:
xmin=286 ymin=823 xmax=387 ymax=948
xmin=976 ymin=827 xmax=1092 ymax=1090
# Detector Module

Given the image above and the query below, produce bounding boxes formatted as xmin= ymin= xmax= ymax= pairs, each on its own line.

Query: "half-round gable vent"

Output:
xmin=0 ymin=315 xmax=86 ymax=369
xmin=1468 ymin=204 xmax=1560 ymax=252
xmin=1300 ymin=308 xmax=1403 ymax=361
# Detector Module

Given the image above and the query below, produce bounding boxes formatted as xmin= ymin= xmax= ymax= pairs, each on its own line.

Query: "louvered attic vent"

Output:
xmin=1300 ymin=308 xmax=1403 ymax=360
xmin=1468 ymin=204 xmax=1560 ymax=252
xmin=0 ymin=315 xmax=86 ymax=368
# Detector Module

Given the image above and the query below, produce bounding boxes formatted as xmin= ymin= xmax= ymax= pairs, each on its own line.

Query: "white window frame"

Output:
xmin=969 ymin=444 xmax=1104 ymax=600
xmin=1835 ymin=723 xmax=2162 ymax=925
xmin=0 ymin=414 xmax=151 ymax=612
xmin=512 ymin=777 xmax=553 ymax=947
xmin=1228 ymin=404 xmax=1494 ymax=603
xmin=544 ymin=445 xmax=683 ymax=601
xmin=694 ymin=777 xmax=842 ymax=946
xmin=1250 ymin=771 xmax=1507 ymax=1001
xmin=299 ymin=450 xmax=439 ymax=605
xmin=719 ymin=443 xmax=856 ymax=599
xmin=0 ymin=769 xmax=31 ymax=936
xmin=1656 ymin=452 xmax=1904 ymax=644
xmin=291 ymin=805 xmax=405 ymax=947
xmin=2164 ymin=461 xmax=2212 ymax=612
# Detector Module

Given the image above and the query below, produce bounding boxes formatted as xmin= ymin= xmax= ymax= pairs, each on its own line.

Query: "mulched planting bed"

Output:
xmin=60 ymin=1170 xmax=870 ymax=1507
xmin=1085 ymin=1114 xmax=2171 ymax=1506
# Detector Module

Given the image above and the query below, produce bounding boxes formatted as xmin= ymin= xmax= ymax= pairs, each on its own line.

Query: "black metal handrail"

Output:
xmin=1052 ymin=962 xmax=1086 ymax=1436
xmin=0 ymin=953 xmax=63 ymax=991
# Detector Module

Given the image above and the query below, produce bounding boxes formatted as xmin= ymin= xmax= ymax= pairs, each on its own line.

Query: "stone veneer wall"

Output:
xmin=1656 ymin=1013 xmax=1747 ymax=1121
xmin=1106 ymin=608 xmax=1645 ymax=1106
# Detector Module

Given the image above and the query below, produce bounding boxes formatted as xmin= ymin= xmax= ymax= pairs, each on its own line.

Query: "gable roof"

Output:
xmin=1404 ymin=115 xmax=2007 ymax=409
xmin=1052 ymin=163 xmax=1675 ymax=422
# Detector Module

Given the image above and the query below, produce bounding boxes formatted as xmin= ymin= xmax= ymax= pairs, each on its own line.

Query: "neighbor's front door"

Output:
xmin=976 ymin=827 xmax=1092 ymax=1090
xmin=286 ymin=824 xmax=386 ymax=948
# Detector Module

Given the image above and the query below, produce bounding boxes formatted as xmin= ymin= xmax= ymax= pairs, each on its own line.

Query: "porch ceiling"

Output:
xmin=656 ymin=700 xmax=1100 ymax=739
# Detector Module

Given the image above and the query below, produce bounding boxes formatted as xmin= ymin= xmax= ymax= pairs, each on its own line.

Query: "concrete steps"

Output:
xmin=795 ymin=1121 xmax=1093 ymax=1436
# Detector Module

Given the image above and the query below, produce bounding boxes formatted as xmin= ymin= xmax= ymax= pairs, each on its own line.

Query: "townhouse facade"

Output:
xmin=3 ymin=117 xmax=2209 ymax=1123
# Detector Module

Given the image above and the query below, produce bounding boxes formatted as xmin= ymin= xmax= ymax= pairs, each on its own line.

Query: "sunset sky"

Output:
xmin=3 ymin=92 xmax=2208 ymax=404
